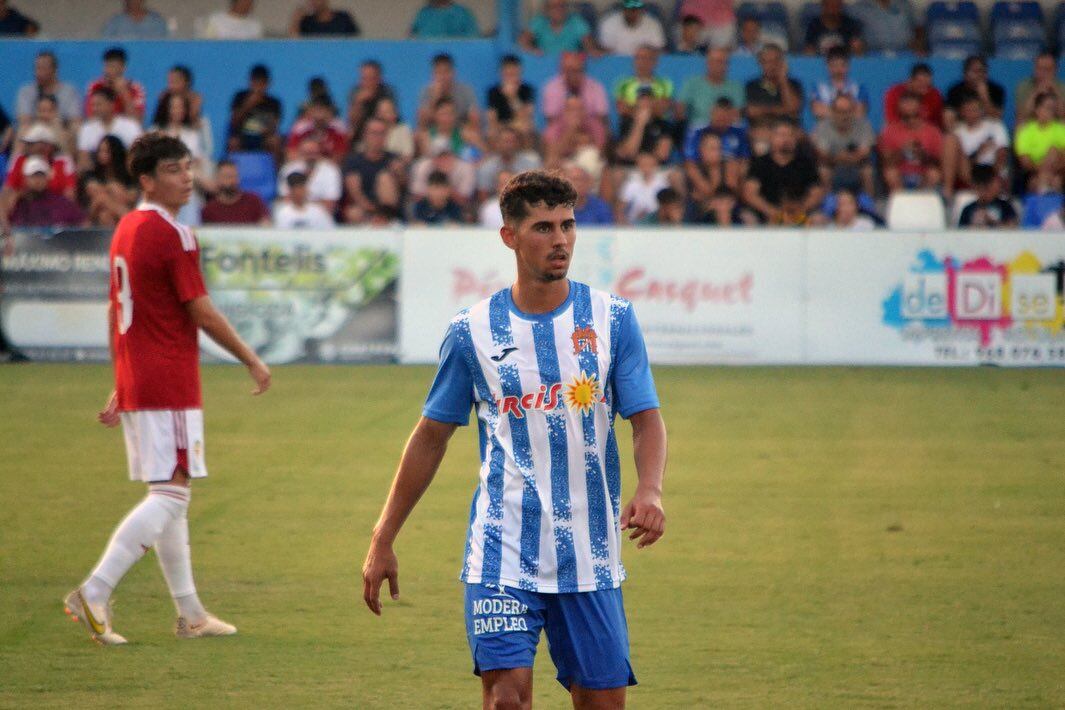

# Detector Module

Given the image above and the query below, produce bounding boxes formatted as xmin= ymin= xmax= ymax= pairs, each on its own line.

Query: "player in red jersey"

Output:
xmin=63 ymin=133 xmax=271 ymax=645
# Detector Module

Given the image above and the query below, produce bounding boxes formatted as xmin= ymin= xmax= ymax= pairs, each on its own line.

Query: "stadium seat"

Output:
xmin=990 ymin=1 xmax=1046 ymax=54
xmin=926 ymin=1 xmax=983 ymax=56
xmin=951 ymin=190 xmax=978 ymax=226
xmin=798 ymin=1 xmax=821 ymax=42
xmin=886 ymin=191 xmax=947 ymax=230
xmin=1055 ymin=3 xmax=1065 ymax=52
xmin=995 ymin=38 xmax=1045 ymax=58
xmin=1021 ymin=192 xmax=1064 ymax=228
xmin=227 ymin=151 xmax=277 ymax=204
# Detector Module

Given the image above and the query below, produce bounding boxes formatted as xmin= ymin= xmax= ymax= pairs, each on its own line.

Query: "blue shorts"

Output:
xmin=463 ymin=583 xmax=637 ymax=690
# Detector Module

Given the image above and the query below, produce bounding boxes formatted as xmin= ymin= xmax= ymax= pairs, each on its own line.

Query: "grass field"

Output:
xmin=1 ymin=364 xmax=1063 ymax=709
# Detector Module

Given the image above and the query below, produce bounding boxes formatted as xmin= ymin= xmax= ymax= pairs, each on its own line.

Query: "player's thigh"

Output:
xmin=543 ymin=588 xmax=636 ymax=694
xmin=464 ymin=584 xmax=545 ymax=678
xmin=481 ymin=668 xmax=534 ymax=710
xmin=120 ymin=409 xmax=206 ymax=483
xmin=571 ymin=684 xmax=626 ymax=710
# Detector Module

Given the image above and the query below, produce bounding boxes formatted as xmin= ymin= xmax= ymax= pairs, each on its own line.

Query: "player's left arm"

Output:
xmin=621 ymin=408 xmax=667 ymax=549
xmin=98 ymin=301 xmax=120 ymax=428
xmin=186 ymin=296 xmax=271 ymax=395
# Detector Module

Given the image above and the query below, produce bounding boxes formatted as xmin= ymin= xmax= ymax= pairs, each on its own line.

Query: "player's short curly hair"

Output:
xmin=128 ymin=132 xmax=191 ymax=180
xmin=499 ymin=170 xmax=578 ymax=226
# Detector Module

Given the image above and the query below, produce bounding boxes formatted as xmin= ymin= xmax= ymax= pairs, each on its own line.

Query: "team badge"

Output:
xmin=571 ymin=327 xmax=598 ymax=355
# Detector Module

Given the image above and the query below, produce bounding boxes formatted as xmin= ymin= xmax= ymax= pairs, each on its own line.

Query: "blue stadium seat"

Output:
xmin=927 ymin=1 xmax=980 ymax=24
xmin=1056 ymin=3 xmax=1065 ymax=52
xmin=990 ymin=1 xmax=1046 ymax=53
xmin=932 ymin=38 xmax=984 ymax=58
xmin=227 ymin=151 xmax=277 ymax=204
xmin=996 ymin=38 xmax=1045 ymax=58
xmin=1021 ymin=193 xmax=1063 ymax=228
xmin=926 ymin=0 xmax=983 ymax=56
xmin=799 ymin=1 xmax=821 ymax=38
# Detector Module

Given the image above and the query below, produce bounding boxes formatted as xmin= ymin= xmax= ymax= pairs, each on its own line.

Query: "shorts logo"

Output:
xmin=471 ymin=596 xmax=530 ymax=635
xmin=571 ymin=327 xmax=598 ymax=355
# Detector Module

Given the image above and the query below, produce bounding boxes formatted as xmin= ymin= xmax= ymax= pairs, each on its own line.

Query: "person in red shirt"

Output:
xmin=285 ymin=95 xmax=350 ymax=162
xmin=0 ymin=123 xmax=78 ymax=233
xmin=878 ymin=91 xmax=944 ymax=193
xmin=884 ymin=63 xmax=945 ymax=129
xmin=201 ymin=159 xmax=271 ymax=225
xmin=83 ymin=47 xmax=146 ymax=122
xmin=63 ymin=133 xmax=270 ymax=646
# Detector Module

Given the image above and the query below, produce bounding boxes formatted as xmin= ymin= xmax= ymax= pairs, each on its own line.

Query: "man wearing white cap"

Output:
xmin=0 ymin=123 xmax=79 ymax=232
xmin=410 ymin=135 xmax=476 ymax=207
xmin=6 ymin=156 xmax=85 ymax=228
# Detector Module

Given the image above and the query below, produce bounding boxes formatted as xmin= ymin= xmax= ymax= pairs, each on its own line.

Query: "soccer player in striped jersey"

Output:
xmin=363 ymin=170 xmax=667 ymax=708
xmin=63 ymin=133 xmax=270 ymax=645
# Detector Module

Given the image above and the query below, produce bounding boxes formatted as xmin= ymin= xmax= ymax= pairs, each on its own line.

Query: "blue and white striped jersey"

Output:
xmin=423 ymin=281 xmax=659 ymax=593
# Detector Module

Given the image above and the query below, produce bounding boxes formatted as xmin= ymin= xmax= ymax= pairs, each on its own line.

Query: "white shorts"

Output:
xmin=120 ymin=409 xmax=207 ymax=482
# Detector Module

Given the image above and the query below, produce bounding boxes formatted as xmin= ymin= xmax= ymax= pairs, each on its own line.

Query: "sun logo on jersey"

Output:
xmin=563 ymin=372 xmax=603 ymax=414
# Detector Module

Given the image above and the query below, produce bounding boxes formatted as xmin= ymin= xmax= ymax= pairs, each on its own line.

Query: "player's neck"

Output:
xmin=143 ymin=196 xmax=180 ymax=219
xmin=510 ymin=277 xmax=569 ymax=315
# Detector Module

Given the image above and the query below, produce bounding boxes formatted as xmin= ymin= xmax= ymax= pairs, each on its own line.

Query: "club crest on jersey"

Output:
xmin=571 ymin=327 xmax=598 ymax=355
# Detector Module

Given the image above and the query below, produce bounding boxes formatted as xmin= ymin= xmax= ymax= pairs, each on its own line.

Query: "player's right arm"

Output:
xmin=185 ymin=296 xmax=271 ymax=395
xmin=362 ymin=416 xmax=458 ymax=615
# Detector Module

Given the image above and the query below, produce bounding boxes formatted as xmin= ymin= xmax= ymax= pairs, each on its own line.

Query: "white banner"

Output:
xmin=805 ymin=232 xmax=1065 ymax=366
xmin=399 ymin=229 xmax=806 ymax=364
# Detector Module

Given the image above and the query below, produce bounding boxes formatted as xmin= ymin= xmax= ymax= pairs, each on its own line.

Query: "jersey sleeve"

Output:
xmin=422 ymin=322 xmax=475 ymax=426
xmin=611 ymin=304 xmax=659 ymax=419
xmin=167 ymin=228 xmax=208 ymax=304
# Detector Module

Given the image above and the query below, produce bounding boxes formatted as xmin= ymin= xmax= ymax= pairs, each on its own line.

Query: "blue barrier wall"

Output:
xmin=0 ymin=39 xmax=1052 ymax=160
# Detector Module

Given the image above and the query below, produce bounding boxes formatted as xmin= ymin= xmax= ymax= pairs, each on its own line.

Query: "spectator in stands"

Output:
xmin=811 ymin=47 xmax=869 ymax=120
xmin=8 ymin=158 xmax=85 ymax=228
xmin=744 ymin=45 xmax=803 ymax=154
xmin=2 ymin=124 xmax=78 ymax=215
xmin=16 ymin=52 xmax=81 ymax=128
xmin=1015 ymin=53 xmax=1065 ymax=125
xmin=416 ymin=97 xmax=483 ymax=162
xmin=476 ymin=125 xmax=540 ymax=202
xmin=340 ymin=117 xmax=403 ymax=224
xmin=677 ymin=0 xmax=736 ymax=50
xmin=699 ymin=186 xmax=750 ymax=225
xmin=0 ymin=0 xmax=38 ymax=35
xmin=565 ymin=163 xmax=613 ymax=225
xmin=373 ymin=97 xmax=414 ymax=161
xmin=417 ymin=53 xmax=479 ymax=128
xmin=478 ymin=170 xmax=511 ymax=230
xmin=410 ymin=137 xmax=476 ymax=207
xmin=278 ymin=137 xmax=342 ymax=214
xmin=16 ymin=96 xmax=76 ymax=157
xmin=598 ymin=0 xmax=666 ymax=56
xmin=734 ymin=17 xmax=764 ymax=56
xmin=76 ymin=87 xmax=144 ymax=172
xmin=804 ymin=0 xmax=864 ymax=55
xmin=202 ymin=0 xmax=263 ymax=39
xmin=544 ymin=96 xmax=608 ymax=169
xmin=941 ymin=92 xmax=1009 ymax=201
xmin=813 ymin=94 xmax=875 ymax=196
xmin=675 ymin=15 xmax=709 ymax=55
xmin=228 ymin=64 xmax=283 ymax=155
xmin=347 ymin=60 xmax=396 ymax=143
xmin=520 ymin=0 xmax=597 ymax=55
xmin=410 ymin=0 xmax=479 ymax=38
xmin=299 ymin=77 xmax=339 ymax=119
xmin=153 ymin=66 xmax=204 ymax=127
xmin=85 ymin=48 xmax=146 ymax=123
xmin=542 ymin=52 xmax=610 ymax=150
xmin=202 ymin=159 xmax=271 ymax=225
xmin=848 ymin=0 xmax=922 ymax=54
xmin=616 ymin=88 xmax=676 ymax=165
xmin=884 ymin=63 xmax=943 ymax=128
xmin=958 ymin=165 xmax=1017 ymax=228
xmin=274 ymin=171 xmax=336 ymax=229
xmin=822 ymin=188 xmax=876 ymax=229
xmin=485 ymin=54 xmax=537 ymax=145
xmin=1014 ymin=93 xmax=1065 ymax=194
xmin=615 ymin=46 xmax=673 ymax=121
xmin=618 ymin=151 xmax=671 ymax=224
xmin=945 ymin=56 xmax=1004 ymax=130
xmin=638 ymin=187 xmax=686 ymax=225
xmin=412 ymin=170 xmax=465 ymax=225
xmin=79 ymin=135 xmax=137 ymax=227
xmin=288 ymin=96 xmax=350 ymax=162
xmin=774 ymin=187 xmax=814 ymax=226
xmin=289 ymin=0 xmax=359 ymax=37
xmin=744 ymin=119 xmax=823 ymax=223
xmin=677 ymin=47 xmax=743 ymax=131
xmin=878 ymin=91 xmax=943 ymax=193
xmin=102 ymin=0 xmax=168 ymax=38
xmin=684 ymin=98 xmax=748 ymax=197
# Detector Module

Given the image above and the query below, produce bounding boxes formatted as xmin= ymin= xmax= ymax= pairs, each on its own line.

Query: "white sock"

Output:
xmin=155 ymin=494 xmax=207 ymax=623
xmin=83 ymin=484 xmax=188 ymax=606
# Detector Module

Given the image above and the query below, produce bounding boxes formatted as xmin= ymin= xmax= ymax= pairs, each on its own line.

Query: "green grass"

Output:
xmin=1 ymin=364 xmax=1063 ymax=709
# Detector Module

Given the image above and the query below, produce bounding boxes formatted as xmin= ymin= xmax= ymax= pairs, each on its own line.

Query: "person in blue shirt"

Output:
xmin=564 ymin=164 xmax=614 ymax=225
xmin=101 ymin=0 xmax=169 ymax=39
xmin=411 ymin=0 xmax=480 ymax=38
xmin=520 ymin=0 xmax=598 ymax=55
xmin=363 ymin=169 xmax=666 ymax=709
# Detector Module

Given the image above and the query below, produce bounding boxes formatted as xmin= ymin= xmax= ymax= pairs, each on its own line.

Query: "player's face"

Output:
xmin=503 ymin=203 xmax=576 ymax=283
xmin=143 ymin=156 xmax=194 ymax=212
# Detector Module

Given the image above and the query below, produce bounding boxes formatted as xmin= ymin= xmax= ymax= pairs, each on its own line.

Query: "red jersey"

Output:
xmin=884 ymin=83 xmax=945 ymax=128
xmin=85 ymin=77 xmax=147 ymax=118
xmin=109 ymin=204 xmax=207 ymax=411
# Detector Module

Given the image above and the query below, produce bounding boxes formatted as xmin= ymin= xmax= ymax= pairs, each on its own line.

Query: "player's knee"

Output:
xmin=487 ymin=684 xmax=529 ymax=710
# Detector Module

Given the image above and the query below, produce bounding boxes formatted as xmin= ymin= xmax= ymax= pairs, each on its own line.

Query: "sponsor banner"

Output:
xmin=197 ymin=229 xmax=400 ymax=364
xmin=805 ymin=232 xmax=1065 ymax=366
xmin=399 ymin=229 xmax=805 ymax=364
xmin=0 ymin=228 xmax=112 ymax=361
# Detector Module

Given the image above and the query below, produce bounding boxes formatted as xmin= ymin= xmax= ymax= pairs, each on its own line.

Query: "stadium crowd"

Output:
xmin=1 ymin=0 xmax=1064 ymax=232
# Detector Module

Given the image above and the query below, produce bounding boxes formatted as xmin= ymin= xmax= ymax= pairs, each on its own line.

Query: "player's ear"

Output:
xmin=499 ymin=222 xmax=517 ymax=251
xmin=138 ymin=172 xmax=154 ymax=195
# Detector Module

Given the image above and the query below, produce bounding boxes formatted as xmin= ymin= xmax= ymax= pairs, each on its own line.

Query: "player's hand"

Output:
xmin=98 ymin=390 xmax=120 ymax=428
xmin=362 ymin=541 xmax=400 ymax=615
xmin=620 ymin=486 xmax=665 ymax=549
xmin=248 ymin=359 xmax=271 ymax=395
